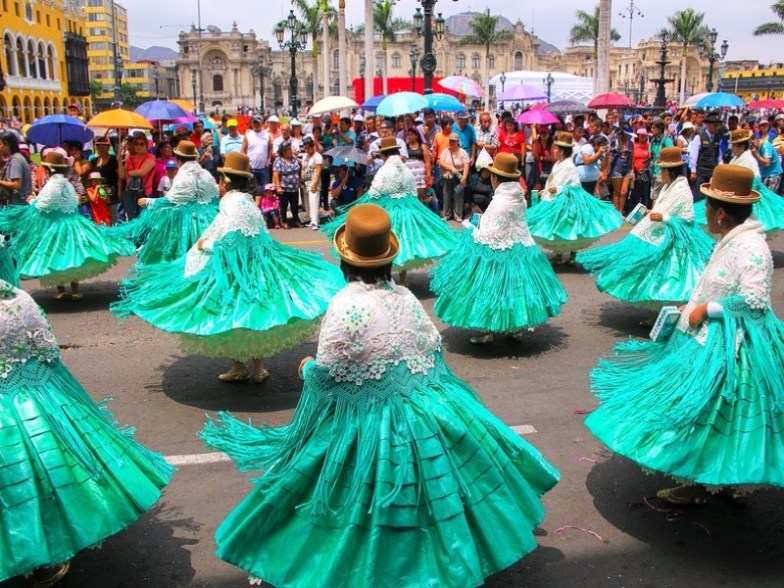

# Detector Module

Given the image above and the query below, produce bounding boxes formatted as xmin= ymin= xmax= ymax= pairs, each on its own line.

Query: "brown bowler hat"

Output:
xmin=334 ymin=203 xmax=399 ymax=268
xmin=486 ymin=152 xmax=521 ymax=179
xmin=173 ymin=140 xmax=199 ymax=158
xmin=655 ymin=147 xmax=684 ymax=168
xmin=41 ymin=150 xmax=69 ymax=170
xmin=728 ymin=129 xmax=753 ymax=144
xmin=554 ymin=131 xmax=573 ymax=148
xmin=379 ymin=136 xmax=399 ymax=152
xmin=700 ymin=164 xmax=760 ymax=204
xmin=217 ymin=152 xmax=253 ymax=178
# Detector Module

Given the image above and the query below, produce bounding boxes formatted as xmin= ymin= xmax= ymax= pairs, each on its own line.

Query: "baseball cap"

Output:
xmin=226 ymin=118 xmax=238 ymax=128
xmin=88 ymin=171 xmax=103 ymax=181
xmin=251 ymin=115 xmax=263 ymax=123
xmin=635 ymin=128 xmax=648 ymax=135
xmin=301 ymin=136 xmax=314 ymax=147
xmin=165 ymin=159 xmax=178 ymax=170
xmin=776 ymin=114 xmax=784 ymax=121
xmin=456 ymin=110 xmax=470 ymax=119
xmin=448 ymin=133 xmax=460 ymax=141
xmin=353 ymin=114 xmax=365 ymax=122
xmin=263 ymin=183 xmax=276 ymax=192
xmin=681 ymin=121 xmax=695 ymax=131
xmin=267 ymin=115 xmax=280 ymax=123
xmin=290 ymin=118 xmax=302 ymax=127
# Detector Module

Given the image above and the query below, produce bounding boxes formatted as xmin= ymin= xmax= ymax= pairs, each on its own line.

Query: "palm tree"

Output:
xmin=666 ymin=8 xmax=711 ymax=103
xmin=459 ymin=9 xmax=512 ymax=111
xmin=373 ymin=0 xmax=409 ymax=94
xmin=291 ymin=0 xmax=336 ymax=102
xmin=754 ymin=0 xmax=784 ymax=35
xmin=569 ymin=4 xmax=621 ymax=89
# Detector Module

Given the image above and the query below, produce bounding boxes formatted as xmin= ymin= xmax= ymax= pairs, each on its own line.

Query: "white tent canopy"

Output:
xmin=489 ymin=71 xmax=594 ymax=104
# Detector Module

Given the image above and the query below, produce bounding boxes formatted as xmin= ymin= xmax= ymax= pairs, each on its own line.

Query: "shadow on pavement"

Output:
xmin=30 ymin=279 xmax=121 ymax=315
xmin=585 ymin=301 xmax=653 ymax=339
xmin=442 ymin=323 xmax=567 ymax=359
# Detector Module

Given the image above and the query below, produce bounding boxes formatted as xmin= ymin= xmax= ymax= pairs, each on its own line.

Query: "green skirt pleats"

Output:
xmin=201 ymin=359 xmax=559 ymax=588
xmin=585 ymin=315 xmax=784 ymax=486
xmin=0 ymin=243 xmax=18 ymax=286
xmin=113 ymin=200 xmax=218 ymax=265
xmin=528 ymin=185 xmax=623 ymax=253
xmin=0 ymin=205 xmax=134 ymax=286
xmin=322 ymin=194 xmax=458 ymax=271
xmin=576 ymin=217 xmax=715 ymax=308
xmin=430 ymin=232 xmax=567 ymax=332
xmin=0 ymin=360 xmax=173 ymax=582
xmin=112 ymin=231 xmax=344 ymax=360
xmin=694 ymin=177 xmax=784 ymax=237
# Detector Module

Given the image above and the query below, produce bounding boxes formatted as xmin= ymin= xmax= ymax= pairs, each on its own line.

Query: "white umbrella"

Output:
xmin=308 ymin=96 xmax=359 ymax=116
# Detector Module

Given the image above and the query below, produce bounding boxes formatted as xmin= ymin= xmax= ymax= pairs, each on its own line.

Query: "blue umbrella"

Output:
xmin=424 ymin=93 xmax=465 ymax=113
xmin=25 ymin=114 xmax=95 ymax=146
xmin=134 ymin=99 xmax=189 ymax=122
xmin=360 ymin=94 xmax=387 ymax=112
xmin=695 ymin=92 xmax=744 ymax=109
xmin=376 ymin=92 xmax=429 ymax=117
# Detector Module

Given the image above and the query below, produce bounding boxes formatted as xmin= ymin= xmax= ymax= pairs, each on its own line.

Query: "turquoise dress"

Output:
xmin=527 ymin=158 xmax=623 ymax=253
xmin=0 ymin=175 xmax=134 ymax=286
xmin=202 ymin=281 xmax=559 ymax=587
xmin=321 ymin=156 xmax=457 ymax=271
xmin=0 ymin=279 xmax=173 ymax=583
xmin=114 ymin=160 xmax=219 ymax=265
xmin=112 ymin=190 xmax=345 ymax=360
xmin=577 ymin=176 xmax=715 ymax=309
xmin=585 ymin=219 xmax=784 ymax=487
xmin=0 ymin=234 xmax=17 ymax=286
xmin=431 ymin=181 xmax=567 ymax=332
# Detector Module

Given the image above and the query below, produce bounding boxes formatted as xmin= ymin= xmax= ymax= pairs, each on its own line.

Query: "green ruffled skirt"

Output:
xmin=0 ymin=359 xmax=173 ymax=582
xmin=0 ymin=205 xmax=134 ymax=286
xmin=322 ymin=194 xmax=458 ymax=271
xmin=528 ymin=185 xmax=623 ymax=253
xmin=113 ymin=200 xmax=218 ymax=265
xmin=576 ymin=217 xmax=715 ymax=309
xmin=694 ymin=177 xmax=784 ymax=237
xmin=201 ymin=358 xmax=559 ymax=588
xmin=585 ymin=314 xmax=784 ymax=486
xmin=112 ymin=230 xmax=345 ymax=360
xmin=0 ymin=240 xmax=17 ymax=286
xmin=430 ymin=231 xmax=567 ymax=332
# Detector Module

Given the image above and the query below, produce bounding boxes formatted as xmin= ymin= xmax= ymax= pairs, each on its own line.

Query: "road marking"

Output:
xmin=165 ymin=424 xmax=537 ymax=466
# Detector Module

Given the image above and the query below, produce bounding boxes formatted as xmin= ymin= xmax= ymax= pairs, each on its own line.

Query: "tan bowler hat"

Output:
xmin=173 ymin=140 xmax=198 ymax=158
xmin=379 ymin=136 xmax=399 ymax=152
xmin=41 ymin=150 xmax=70 ymax=170
xmin=334 ymin=203 xmax=400 ymax=268
xmin=728 ymin=129 xmax=753 ymax=144
xmin=554 ymin=131 xmax=573 ymax=148
xmin=700 ymin=164 xmax=760 ymax=204
xmin=486 ymin=152 xmax=521 ymax=179
xmin=655 ymin=147 xmax=684 ymax=168
xmin=217 ymin=152 xmax=253 ymax=178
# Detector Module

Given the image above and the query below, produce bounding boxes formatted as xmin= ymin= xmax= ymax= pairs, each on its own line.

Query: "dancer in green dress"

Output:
xmin=112 ymin=152 xmax=344 ymax=383
xmin=586 ymin=165 xmax=784 ymax=506
xmin=202 ymin=203 xmax=559 ymax=588
xmin=0 ymin=234 xmax=17 ymax=286
xmin=0 ymin=278 xmax=173 ymax=586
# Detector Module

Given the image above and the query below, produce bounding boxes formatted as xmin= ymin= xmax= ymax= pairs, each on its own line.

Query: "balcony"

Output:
xmin=5 ymin=75 xmax=63 ymax=92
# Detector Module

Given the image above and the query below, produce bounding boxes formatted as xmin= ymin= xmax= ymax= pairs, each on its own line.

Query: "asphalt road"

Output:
xmin=4 ymin=225 xmax=784 ymax=588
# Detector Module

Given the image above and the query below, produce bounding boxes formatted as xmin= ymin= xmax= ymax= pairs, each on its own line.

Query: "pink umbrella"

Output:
xmin=498 ymin=84 xmax=547 ymax=102
xmin=515 ymin=109 xmax=560 ymax=125
xmin=587 ymin=92 xmax=634 ymax=109
xmin=747 ymin=99 xmax=784 ymax=109
xmin=530 ymin=102 xmax=548 ymax=111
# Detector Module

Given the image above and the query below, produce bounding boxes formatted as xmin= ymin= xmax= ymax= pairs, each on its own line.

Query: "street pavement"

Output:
xmin=4 ymin=225 xmax=784 ymax=588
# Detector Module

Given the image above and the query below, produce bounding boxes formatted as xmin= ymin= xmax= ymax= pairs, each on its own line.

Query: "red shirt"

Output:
xmin=498 ymin=130 xmax=525 ymax=156
xmin=124 ymin=152 xmax=156 ymax=196
xmin=632 ymin=140 xmax=650 ymax=172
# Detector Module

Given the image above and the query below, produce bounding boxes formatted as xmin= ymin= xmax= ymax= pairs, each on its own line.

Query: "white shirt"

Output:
xmin=302 ymin=151 xmax=323 ymax=191
xmin=245 ymin=129 xmax=271 ymax=169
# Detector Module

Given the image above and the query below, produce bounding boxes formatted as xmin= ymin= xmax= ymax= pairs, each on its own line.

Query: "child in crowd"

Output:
xmin=256 ymin=182 xmax=281 ymax=229
xmin=157 ymin=159 xmax=178 ymax=196
xmin=86 ymin=171 xmax=112 ymax=226
xmin=420 ymin=186 xmax=440 ymax=215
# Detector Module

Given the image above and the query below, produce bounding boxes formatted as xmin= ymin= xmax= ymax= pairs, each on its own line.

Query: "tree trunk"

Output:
xmin=484 ymin=47 xmax=490 ymax=112
xmin=338 ymin=0 xmax=348 ymax=97
xmin=322 ymin=11 xmax=330 ymax=98
xmin=382 ymin=41 xmax=388 ymax=95
xmin=680 ymin=47 xmax=688 ymax=103
xmin=311 ymin=46 xmax=319 ymax=109
xmin=364 ymin=0 xmax=373 ymax=100
xmin=596 ymin=0 xmax=611 ymax=94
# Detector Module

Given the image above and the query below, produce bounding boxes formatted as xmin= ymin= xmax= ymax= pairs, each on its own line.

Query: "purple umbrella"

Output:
xmin=515 ymin=110 xmax=560 ymax=125
xmin=497 ymin=84 xmax=547 ymax=102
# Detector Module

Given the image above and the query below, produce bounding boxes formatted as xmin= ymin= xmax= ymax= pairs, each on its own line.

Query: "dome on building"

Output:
xmin=443 ymin=12 xmax=559 ymax=57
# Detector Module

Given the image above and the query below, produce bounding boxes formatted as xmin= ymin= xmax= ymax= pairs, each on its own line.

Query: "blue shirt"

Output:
xmin=220 ymin=134 xmax=243 ymax=156
xmin=758 ymin=140 xmax=783 ymax=178
xmin=330 ymin=175 xmax=363 ymax=205
xmin=574 ymin=144 xmax=600 ymax=182
xmin=453 ymin=122 xmax=476 ymax=154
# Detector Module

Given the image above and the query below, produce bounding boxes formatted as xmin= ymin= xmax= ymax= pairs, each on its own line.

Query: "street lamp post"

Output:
xmin=413 ymin=1 xmax=455 ymax=95
xmin=275 ymin=10 xmax=308 ymax=118
xmin=409 ymin=43 xmax=420 ymax=92
xmin=500 ymin=71 xmax=506 ymax=93
xmin=544 ymin=71 xmax=554 ymax=103
xmin=254 ymin=59 xmax=271 ymax=114
xmin=618 ymin=0 xmax=644 ymax=49
xmin=699 ymin=29 xmax=728 ymax=93
xmin=152 ymin=64 xmax=160 ymax=98
xmin=191 ymin=70 xmax=197 ymax=110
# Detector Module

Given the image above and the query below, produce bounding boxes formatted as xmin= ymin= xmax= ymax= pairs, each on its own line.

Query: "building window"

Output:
xmin=14 ymin=1 xmax=19 ymax=17
xmin=3 ymin=35 xmax=15 ymax=76
xmin=471 ymin=53 xmax=480 ymax=69
xmin=213 ymin=74 xmax=223 ymax=92
xmin=38 ymin=41 xmax=47 ymax=79
xmin=391 ymin=53 xmax=400 ymax=68
xmin=333 ymin=79 xmax=340 ymax=95
xmin=456 ymin=53 xmax=465 ymax=70
xmin=488 ymin=54 xmax=495 ymax=69
xmin=333 ymin=50 xmax=339 ymax=70
xmin=46 ymin=14 xmax=50 ymax=26
xmin=514 ymin=52 xmax=523 ymax=70
xmin=24 ymin=2 xmax=33 ymax=22
xmin=16 ymin=38 xmax=26 ymax=76
xmin=88 ymin=0 xmax=104 ymax=6
xmin=376 ymin=52 xmax=383 ymax=70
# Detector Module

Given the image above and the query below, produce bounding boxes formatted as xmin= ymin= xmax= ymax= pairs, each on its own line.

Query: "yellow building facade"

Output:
xmin=720 ymin=67 xmax=784 ymax=101
xmin=77 ymin=0 xmax=129 ymax=105
xmin=1 ymin=0 xmax=90 ymax=123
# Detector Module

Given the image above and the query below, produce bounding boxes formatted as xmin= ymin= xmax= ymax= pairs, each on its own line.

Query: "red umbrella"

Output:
xmin=747 ymin=99 xmax=784 ymax=109
xmin=587 ymin=92 xmax=635 ymax=109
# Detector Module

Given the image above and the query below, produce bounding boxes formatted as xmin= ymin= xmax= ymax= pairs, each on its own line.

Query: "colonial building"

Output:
xmin=720 ymin=63 xmax=784 ymax=101
xmin=1 ymin=0 xmax=90 ymax=122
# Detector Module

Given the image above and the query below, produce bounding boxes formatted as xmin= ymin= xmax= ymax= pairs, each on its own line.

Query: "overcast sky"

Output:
xmin=128 ymin=0 xmax=780 ymax=63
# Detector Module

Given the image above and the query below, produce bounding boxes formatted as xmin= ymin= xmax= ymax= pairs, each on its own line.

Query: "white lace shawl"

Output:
xmin=314 ymin=281 xmax=441 ymax=385
xmin=366 ymin=155 xmax=418 ymax=200
xmin=632 ymin=175 xmax=694 ymax=245
xmin=156 ymin=160 xmax=220 ymax=206
xmin=678 ymin=219 xmax=772 ymax=343
xmin=0 ymin=279 xmax=59 ymax=378
xmin=541 ymin=157 xmax=580 ymax=202
xmin=183 ymin=190 xmax=265 ymax=277
xmin=731 ymin=150 xmax=761 ymax=177
xmin=34 ymin=174 xmax=78 ymax=214
xmin=473 ymin=181 xmax=535 ymax=250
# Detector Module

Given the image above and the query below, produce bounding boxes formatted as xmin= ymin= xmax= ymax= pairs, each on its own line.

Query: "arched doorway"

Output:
xmin=44 ymin=97 xmax=51 ymax=115
xmin=52 ymin=97 xmax=60 ymax=112
xmin=33 ymin=97 xmax=42 ymax=120
xmin=23 ymin=96 xmax=33 ymax=122
xmin=12 ymin=95 xmax=22 ymax=120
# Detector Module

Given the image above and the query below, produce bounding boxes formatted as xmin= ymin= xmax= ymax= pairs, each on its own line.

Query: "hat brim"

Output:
xmin=41 ymin=162 xmax=69 ymax=170
xmin=173 ymin=148 xmax=198 ymax=158
xmin=728 ymin=136 xmax=752 ymax=144
xmin=333 ymin=225 xmax=400 ymax=268
xmin=379 ymin=146 xmax=399 ymax=153
xmin=700 ymin=183 xmax=760 ymax=204
xmin=217 ymin=167 xmax=253 ymax=178
xmin=554 ymin=141 xmax=573 ymax=148
xmin=485 ymin=164 xmax=521 ymax=179
xmin=656 ymin=159 xmax=684 ymax=168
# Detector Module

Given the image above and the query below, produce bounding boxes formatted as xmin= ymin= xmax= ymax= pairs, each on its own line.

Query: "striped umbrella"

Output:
xmin=437 ymin=76 xmax=485 ymax=97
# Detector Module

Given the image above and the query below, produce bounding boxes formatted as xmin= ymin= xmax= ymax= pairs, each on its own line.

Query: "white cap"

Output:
xmin=353 ymin=114 xmax=365 ymax=122
xmin=267 ymin=115 xmax=280 ymax=123
xmin=681 ymin=121 xmax=695 ymax=131
xmin=290 ymin=118 xmax=302 ymax=126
